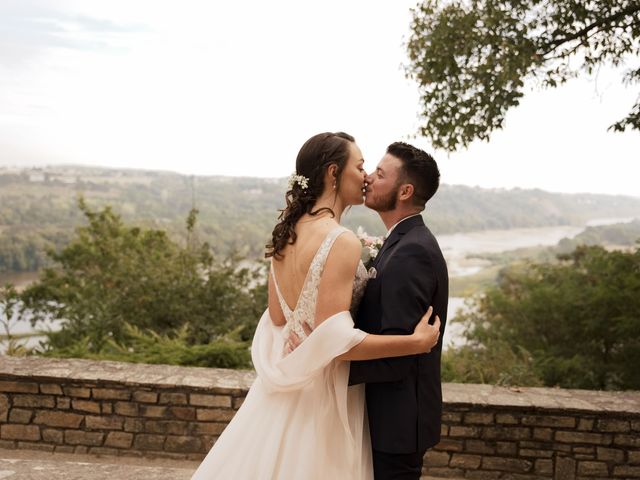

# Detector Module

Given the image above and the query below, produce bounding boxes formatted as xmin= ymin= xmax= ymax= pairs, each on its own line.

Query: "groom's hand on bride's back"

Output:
xmin=284 ymin=321 xmax=313 ymax=354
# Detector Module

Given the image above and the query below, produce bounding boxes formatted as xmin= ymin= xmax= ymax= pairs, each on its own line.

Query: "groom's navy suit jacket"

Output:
xmin=349 ymin=214 xmax=448 ymax=455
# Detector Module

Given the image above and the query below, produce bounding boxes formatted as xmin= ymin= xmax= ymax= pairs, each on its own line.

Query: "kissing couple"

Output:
xmin=192 ymin=132 xmax=448 ymax=479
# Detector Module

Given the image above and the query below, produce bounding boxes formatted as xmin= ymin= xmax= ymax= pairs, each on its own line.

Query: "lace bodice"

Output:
xmin=270 ymin=226 xmax=369 ymax=341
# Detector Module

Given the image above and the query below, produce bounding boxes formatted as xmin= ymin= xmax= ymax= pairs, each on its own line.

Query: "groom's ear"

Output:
xmin=398 ymin=183 xmax=414 ymax=201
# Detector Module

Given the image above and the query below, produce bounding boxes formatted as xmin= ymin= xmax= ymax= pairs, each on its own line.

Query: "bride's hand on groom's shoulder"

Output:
xmin=412 ymin=307 xmax=441 ymax=354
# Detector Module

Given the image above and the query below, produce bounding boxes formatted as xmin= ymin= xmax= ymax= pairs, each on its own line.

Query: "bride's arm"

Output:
xmin=312 ymin=232 xmax=439 ymax=360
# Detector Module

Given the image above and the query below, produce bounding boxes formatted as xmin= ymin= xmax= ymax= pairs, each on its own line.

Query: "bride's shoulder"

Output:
xmin=331 ymin=229 xmax=361 ymax=260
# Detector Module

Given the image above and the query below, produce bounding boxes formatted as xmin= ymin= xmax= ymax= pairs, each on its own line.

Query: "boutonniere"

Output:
xmin=356 ymin=226 xmax=384 ymax=266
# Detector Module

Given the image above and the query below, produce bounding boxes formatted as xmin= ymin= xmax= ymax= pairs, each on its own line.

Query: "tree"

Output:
xmin=20 ymin=199 xmax=267 ymax=367
xmin=406 ymin=0 xmax=640 ymax=151
xmin=452 ymin=245 xmax=640 ymax=390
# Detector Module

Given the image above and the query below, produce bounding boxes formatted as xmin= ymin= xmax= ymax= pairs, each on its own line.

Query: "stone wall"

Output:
xmin=1 ymin=357 xmax=639 ymax=479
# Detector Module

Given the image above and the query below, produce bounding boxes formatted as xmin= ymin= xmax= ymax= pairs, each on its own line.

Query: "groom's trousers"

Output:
xmin=372 ymin=449 xmax=427 ymax=480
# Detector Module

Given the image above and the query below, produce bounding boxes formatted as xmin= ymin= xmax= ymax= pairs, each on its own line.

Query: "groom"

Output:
xmin=349 ymin=141 xmax=448 ymax=479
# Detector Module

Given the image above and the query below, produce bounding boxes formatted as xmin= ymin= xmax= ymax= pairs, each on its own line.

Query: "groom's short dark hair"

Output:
xmin=387 ymin=142 xmax=440 ymax=208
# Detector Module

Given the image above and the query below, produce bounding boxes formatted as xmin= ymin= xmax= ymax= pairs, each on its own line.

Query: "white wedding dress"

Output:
xmin=191 ymin=226 xmax=372 ymax=480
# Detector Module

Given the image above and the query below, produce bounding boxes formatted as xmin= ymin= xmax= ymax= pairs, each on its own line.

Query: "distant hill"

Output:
xmin=1 ymin=165 xmax=639 ymax=272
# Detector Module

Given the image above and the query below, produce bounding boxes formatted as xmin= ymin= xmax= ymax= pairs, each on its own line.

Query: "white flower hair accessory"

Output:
xmin=287 ymin=173 xmax=310 ymax=190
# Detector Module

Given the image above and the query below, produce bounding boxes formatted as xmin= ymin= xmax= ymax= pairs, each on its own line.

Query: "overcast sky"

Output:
xmin=1 ymin=0 xmax=639 ymax=196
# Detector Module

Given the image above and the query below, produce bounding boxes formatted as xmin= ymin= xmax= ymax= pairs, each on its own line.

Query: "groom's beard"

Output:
xmin=366 ymin=184 xmax=400 ymax=212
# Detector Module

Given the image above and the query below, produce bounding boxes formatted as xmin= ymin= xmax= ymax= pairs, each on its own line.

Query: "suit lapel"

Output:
xmin=372 ymin=215 xmax=425 ymax=269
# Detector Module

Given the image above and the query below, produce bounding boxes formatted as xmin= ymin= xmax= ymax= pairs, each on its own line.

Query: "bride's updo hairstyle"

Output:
xmin=266 ymin=132 xmax=355 ymax=260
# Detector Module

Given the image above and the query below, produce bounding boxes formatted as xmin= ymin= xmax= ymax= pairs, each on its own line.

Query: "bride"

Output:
xmin=191 ymin=132 xmax=441 ymax=479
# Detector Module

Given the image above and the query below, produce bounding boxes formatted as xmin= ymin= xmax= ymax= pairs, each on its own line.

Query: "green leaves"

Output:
xmin=449 ymin=245 xmax=640 ymax=390
xmin=20 ymin=199 xmax=267 ymax=367
xmin=406 ymin=0 xmax=640 ymax=150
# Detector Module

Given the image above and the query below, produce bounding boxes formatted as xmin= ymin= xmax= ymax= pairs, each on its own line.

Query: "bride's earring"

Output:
xmin=332 ymin=180 xmax=336 ymax=190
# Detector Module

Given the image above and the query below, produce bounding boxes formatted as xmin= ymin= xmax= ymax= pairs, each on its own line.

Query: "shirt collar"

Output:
xmin=386 ymin=213 xmax=422 ymax=238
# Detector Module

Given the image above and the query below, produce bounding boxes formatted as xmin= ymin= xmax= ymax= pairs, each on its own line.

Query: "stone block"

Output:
xmin=159 ymin=392 xmax=188 ymax=405
xmin=596 ymin=419 xmax=630 ymax=433
xmin=89 ymin=447 xmax=120 ymax=456
xmin=0 ymin=381 xmax=39 ymax=393
xmin=481 ymin=457 xmax=532 ymax=473
xmin=449 ymin=425 xmax=480 ymax=438
xmin=42 ymin=429 xmax=64 ymax=444
xmin=34 ymin=411 xmax=83 ymax=428
xmin=496 ymin=441 xmax=518 ymax=456
xmin=63 ymin=387 xmax=91 ymax=398
xmin=140 ymin=405 xmax=168 ymax=418
xmin=104 ymin=431 xmax=133 ymax=449
xmin=196 ymin=408 xmax=235 ymax=422
xmin=133 ymin=391 xmax=158 ymax=403
xmin=1 ymin=424 xmax=41 ymax=441
xmin=519 ymin=448 xmax=553 ymax=458
xmin=466 ymin=439 xmax=496 ymax=454
xmin=632 ymin=420 xmax=640 ymax=432
xmin=555 ymin=456 xmax=576 ymax=480
xmin=578 ymin=418 xmax=595 ymax=431
xmin=54 ymin=445 xmax=75 ymax=453
xmin=190 ymin=394 xmax=231 ymax=408
xmin=482 ymin=426 xmax=531 ymax=441
xmin=188 ymin=423 xmax=227 ymax=436
xmin=74 ymin=446 xmax=88 ymax=454
xmin=13 ymin=394 xmax=55 ymax=408
xmin=534 ymin=459 xmax=553 ymax=475
xmin=532 ymin=427 xmax=553 ymax=441
xmin=114 ymin=402 xmax=139 ymax=416
xmin=18 ymin=442 xmax=54 ymax=452
xmin=0 ymin=440 xmax=16 ymax=449
xmin=134 ymin=434 xmax=165 ymax=451
xmin=423 ymin=467 xmax=464 ymax=478
xmin=522 ymin=415 xmax=576 ymax=428
xmin=165 ymin=435 xmax=203 ymax=453
xmin=56 ymin=397 xmax=70 ymax=409
xmin=39 ymin=384 xmax=63 ymax=395
xmin=0 ymin=394 xmax=8 ymax=422
xmin=574 ymin=446 xmax=595 ymax=454
xmin=495 ymin=413 xmax=519 ymax=425
xmin=72 ymin=400 xmax=101 ymax=414
xmin=464 ymin=413 xmax=494 ymax=425
xmin=434 ymin=438 xmax=464 ymax=452
xmin=232 ymin=397 xmax=245 ymax=410
xmin=102 ymin=403 xmax=113 ymax=414
xmin=629 ymin=451 xmax=640 ymax=464
xmin=92 ymin=388 xmax=130 ymax=400
xmin=441 ymin=412 xmax=462 ymax=423
xmin=124 ymin=418 xmax=145 ymax=433
xmin=85 ymin=416 xmax=124 ymax=430
xmin=577 ymin=461 xmax=609 ymax=477
xmin=65 ymin=430 xmax=104 ymax=446
xmin=450 ymin=453 xmax=481 ymax=469
xmin=145 ymin=420 xmax=188 ymax=436
xmin=9 ymin=409 xmax=33 ymax=423
xmin=613 ymin=465 xmax=640 ymax=477
xmin=424 ymin=450 xmax=450 ymax=467
xmin=556 ymin=431 xmax=612 ymax=445
xmin=614 ymin=434 xmax=640 ymax=447
xmin=169 ymin=407 xmax=196 ymax=421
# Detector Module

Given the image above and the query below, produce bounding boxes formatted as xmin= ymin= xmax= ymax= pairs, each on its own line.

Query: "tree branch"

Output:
xmin=545 ymin=5 xmax=640 ymax=51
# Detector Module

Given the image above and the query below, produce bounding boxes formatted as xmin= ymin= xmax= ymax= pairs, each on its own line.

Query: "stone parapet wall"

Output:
xmin=1 ymin=357 xmax=639 ymax=479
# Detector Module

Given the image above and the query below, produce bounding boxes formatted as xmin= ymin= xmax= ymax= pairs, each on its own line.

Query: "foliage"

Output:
xmin=20 ymin=199 xmax=267 ymax=364
xmin=40 ymin=323 xmax=252 ymax=369
xmin=0 ymin=283 xmax=30 ymax=356
xmin=406 ymin=0 xmax=640 ymax=151
xmin=451 ymin=245 xmax=640 ymax=390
